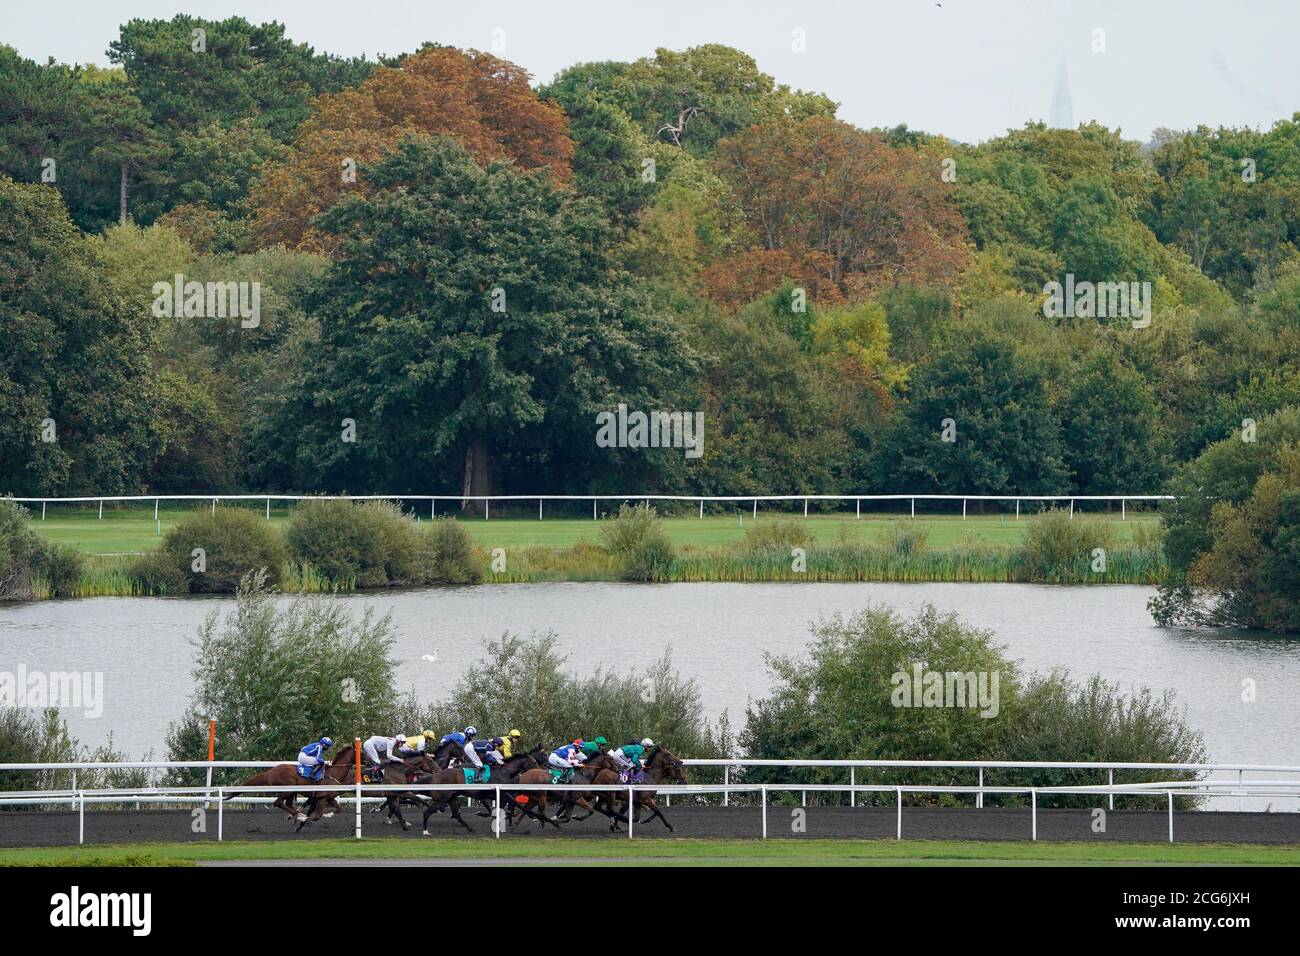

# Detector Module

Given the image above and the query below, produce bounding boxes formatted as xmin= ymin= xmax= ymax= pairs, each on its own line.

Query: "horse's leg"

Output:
xmin=391 ymin=795 xmax=411 ymax=831
xmin=643 ymin=797 xmax=673 ymax=831
xmin=422 ymin=794 xmax=450 ymax=835
xmin=447 ymin=795 xmax=474 ymax=832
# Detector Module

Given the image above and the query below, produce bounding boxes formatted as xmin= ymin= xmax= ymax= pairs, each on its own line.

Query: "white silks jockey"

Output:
xmin=362 ymin=734 xmax=406 ymax=772
xmin=548 ymin=740 xmax=588 ymax=771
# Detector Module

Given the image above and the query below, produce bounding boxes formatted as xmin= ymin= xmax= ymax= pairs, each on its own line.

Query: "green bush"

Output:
xmin=599 ymin=503 xmax=676 ymax=581
xmin=0 ymin=498 xmax=44 ymax=599
xmin=742 ymin=518 xmax=813 ymax=551
xmin=33 ymin=540 xmax=85 ymax=597
xmin=128 ymin=550 xmax=189 ymax=594
xmin=159 ymin=506 xmax=289 ymax=593
xmin=883 ymin=519 xmax=929 ymax=558
xmin=425 ymin=517 xmax=483 ymax=584
xmin=1017 ymin=510 xmax=1116 ymax=582
xmin=285 ymin=499 xmax=387 ymax=587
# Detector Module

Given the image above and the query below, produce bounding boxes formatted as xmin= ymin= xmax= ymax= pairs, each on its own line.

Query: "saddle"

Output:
xmin=296 ymin=764 xmax=325 ymax=782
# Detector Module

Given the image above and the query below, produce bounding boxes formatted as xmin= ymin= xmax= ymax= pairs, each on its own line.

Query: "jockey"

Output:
xmin=471 ymin=737 xmax=506 ymax=767
xmin=297 ymin=736 xmax=334 ymax=781
xmin=548 ymin=740 xmax=587 ymax=771
xmin=396 ymin=730 xmax=437 ymax=757
xmin=579 ymin=736 xmax=608 ymax=760
xmin=361 ymin=734 xmax=406 ymax=773
xmin=441 ymin=727 xmax=483 ymax=770
xmin=610 ymin=738 xmax=654 ymax=772
xmin=498 ymin=729 xmax=523 ymax=758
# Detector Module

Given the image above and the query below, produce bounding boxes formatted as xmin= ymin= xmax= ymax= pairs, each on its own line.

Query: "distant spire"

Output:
xmin=1050 ymin=57 xmax=1074 ymax=129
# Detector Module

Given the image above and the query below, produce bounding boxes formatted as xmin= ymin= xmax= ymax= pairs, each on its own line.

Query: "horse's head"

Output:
xmin=332 ymin=744 xmax=356 ymax=767
xmin=652 ymin=747 xmax=687 ymax=784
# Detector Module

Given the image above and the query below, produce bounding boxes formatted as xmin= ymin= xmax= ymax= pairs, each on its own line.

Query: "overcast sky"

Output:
xmin=4 ymin=0 xmax=1298 ymax=144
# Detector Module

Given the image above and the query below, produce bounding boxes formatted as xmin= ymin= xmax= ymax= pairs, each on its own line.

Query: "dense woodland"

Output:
xmin=2 ymin=16 xmax=1299 ymax=626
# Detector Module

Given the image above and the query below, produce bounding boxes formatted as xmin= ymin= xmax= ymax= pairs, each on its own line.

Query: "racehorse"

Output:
xmin=549 ymin=753 xmax=629 ymax=825
xmin=610 ymin=746 xmax=687 ymax=832
xmin=226 ymin=745 xmax=354 ymax=824
xmin=329 ymin=750 xmax=443 ymax=831
xmin=418 ymin=745 xmax=545 ymax=834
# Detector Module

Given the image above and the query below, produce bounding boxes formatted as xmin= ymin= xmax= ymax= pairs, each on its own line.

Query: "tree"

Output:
xmin=249 ymin=46 xmax=574 ymax=252
xmin=0 ymin=178 xmax=163 ymax=495
xmin=254 ymin=136 xmax=695 ymax=502
xmin=710 ymin=116 xmax=969 ymax=300
xmin=871 ymin=331 xmax=1067 ymax=494
xmin=1058 ymin=350 xmax=1170 ymax=493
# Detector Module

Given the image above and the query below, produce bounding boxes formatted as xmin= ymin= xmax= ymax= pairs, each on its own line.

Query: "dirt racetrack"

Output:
xmin=3 ymin=804 xmax=1300 ymax=847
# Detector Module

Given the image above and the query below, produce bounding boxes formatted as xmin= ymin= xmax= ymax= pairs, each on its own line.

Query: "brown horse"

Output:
xmin=418 ymin=746 xmax=544 ymax=834
xmin=330 ymin=750 xmax=442 ymax=831
xmin=611 ymin=747 xmax=687 ymax=832
xmin=226 ymin=745 xmax=354 ymax=824
xmin=549 ymin=753 xmax=628 ymax=825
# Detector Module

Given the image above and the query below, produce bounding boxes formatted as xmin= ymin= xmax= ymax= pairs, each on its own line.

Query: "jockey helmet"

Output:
xmin=641 ymin=738 xmax=654 ymax=748
xmin=422 ymin=729 xmax=436 ymax=739
xmin=464 ymin=726 xmax=478 ymax=738
xmin=395 ymin=734 xmax=407 ymax=744
xmin=507 ymin=729 xmax=521 ymax=738
xmin=594 ymin=736 xmax=607 ymax=745
xmin=491 ymin=737 xmax=503 ymax=747
xmin=321 ymin=737 xmax=334 ymax=748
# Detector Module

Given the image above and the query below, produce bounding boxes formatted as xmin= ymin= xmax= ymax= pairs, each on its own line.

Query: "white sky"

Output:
xmin=4 ymin=0 xmax=1298 ymax=144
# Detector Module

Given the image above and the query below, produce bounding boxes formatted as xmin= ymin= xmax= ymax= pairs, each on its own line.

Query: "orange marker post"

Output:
xmin=204 ymin=719 xmax=217 ymax=806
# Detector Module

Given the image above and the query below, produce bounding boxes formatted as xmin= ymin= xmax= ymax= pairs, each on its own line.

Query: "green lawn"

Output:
xmin=26 ymin=503 xmax=1161 ymax=556
xmin=1 ymin=837 xmax=1293 ymax=867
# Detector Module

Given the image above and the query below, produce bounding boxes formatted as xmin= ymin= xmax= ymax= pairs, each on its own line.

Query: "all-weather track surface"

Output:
xmin=3 ymin=806 xmax=1299 ymax=848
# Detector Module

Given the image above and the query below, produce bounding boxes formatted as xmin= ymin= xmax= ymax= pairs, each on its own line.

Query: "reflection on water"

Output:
xmin=3 ymin=583 xmax=1299 ymax=803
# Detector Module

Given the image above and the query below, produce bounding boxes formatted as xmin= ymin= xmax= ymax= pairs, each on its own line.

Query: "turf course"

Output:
xmin=26 ymin=503 xmax=1161 ymax=556
xmin=1 ymin=837 xmax=1294 ymax=867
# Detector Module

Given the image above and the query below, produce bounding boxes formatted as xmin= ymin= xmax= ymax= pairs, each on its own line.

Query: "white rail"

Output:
xmin=9 ymin=492 xmax=1174 ymax=522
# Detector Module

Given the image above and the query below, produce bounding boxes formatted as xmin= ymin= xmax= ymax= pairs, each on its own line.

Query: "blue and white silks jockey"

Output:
xmin=440 ymin=726 xmax=483 ymax=769
xmin=297 ymin=737 xmax=334 ymax=781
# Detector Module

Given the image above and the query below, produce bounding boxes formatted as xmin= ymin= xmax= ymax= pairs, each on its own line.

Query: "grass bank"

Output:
xmin=2 ymin=837 xmax=1294 ymax=867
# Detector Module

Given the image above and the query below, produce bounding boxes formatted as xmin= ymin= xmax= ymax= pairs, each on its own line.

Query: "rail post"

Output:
xmin=850 ymin=767 xmax=856 ymax=808
xmin=1031 ymin=789 xmax=1037 ymax=841
xmin=266 ymin=497 xmax=271 ymax=519
xmin=1239 ymin=769 xmax=1244 ymax=812
xmin=803 ymin=497 xmax=808 ymax=517
xmin=628 ymin=787 xmax=634 ymax=839
xmin=761 ymin=785 xmax=767 ymax=838
xmin=485 ymin=499 xmax=489 ymax=520
xmin=353 ymin=738 xmax=362 ymax=839
xmin=78 ymin=789 xmax=84 ymax=845
xmin=70 ymin=769 xmax=76 ymax=810
xmin=1167 ymin=790 xmax=1174 ymax=843
xmin=593 ymin=498 xmax=597 ymax=520
xmin=1108 ymin=768 xmax=1114 ymax=810
xmin=699 ymin=499 xmax=704 ymax=519
xmin=494 ymin=786 xmax=501 ymax=839
xmin=539 ymin=499 xmax=543 ymax=520
xmin=978 ymin=767 xmax=984 ymax=809
xmin=1015 ymin=499 xmax=1020 ymax=519
xmin=723 ymin=765 xmax=729 ymax=806
xmin=911 ymin=497 xmax=915 ymax=517
xmin=962 ymin=498 xmax=966 ymax=520
xmin=41 ymin=501 xmax=45 ymax=520
xmin=154 ymin=498 xmax=159 ymax=520
xmin=1121 ymin=498 xmax=1126 ymax=521
xmin=98 ymin=500 xmax=103 ymax=519
xmin=752 ymin=499 xmax=757 ymax=518
xmin=856 ymin=498 xmax=860 ymax=519
xmin=1069 ymin=499 xmax=1074 ymax=518
xmin=896 ymin=787 xmax=902 ymax=839
xmin=218 ymin=788 xmax=224 ymax=841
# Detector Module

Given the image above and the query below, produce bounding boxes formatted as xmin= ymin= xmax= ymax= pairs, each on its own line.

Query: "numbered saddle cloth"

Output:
xmin=549 ymin=768 xmax=574 ymax=785
xmin=619 ymin=768 xmax=646 ymax=785
xmin=296 ymin=764 xmax=324 ymax=781
xmin=362 ymin=767 xmax=386 ymax=784
xmin=461 ymin=766 xmax=491 ymax=785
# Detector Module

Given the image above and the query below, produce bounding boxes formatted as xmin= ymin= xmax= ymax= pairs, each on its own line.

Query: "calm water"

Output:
xmin=3 ymin=583 xmax=1299 ymax=781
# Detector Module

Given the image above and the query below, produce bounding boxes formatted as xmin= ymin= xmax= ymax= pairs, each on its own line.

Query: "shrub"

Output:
xmin=128 ymin=550 xmax=189 ymax=594
xmin=159 ymin=506 xmax=289 ymax=592
xmin=285 ymin=499 xmax=387 ymax=587
xmin=742 ymin=518 xmax=813 ymax=551
xmin=33 ymin=540 xmax=85 ymax=597
xmin=425 ymin=517 xmax=483 ymax=584
xmin=599 ymin=503 xmax=676 ymax=581
xmin=0 ymin=498 xmax=42 ymax=599
xmin=1017 ymin=510 xmax=1115 ymax=582
xmin=164 ymin=571 xmax=397 ymax=783
xmin=883 ymin=519 xmax=929 ymax=558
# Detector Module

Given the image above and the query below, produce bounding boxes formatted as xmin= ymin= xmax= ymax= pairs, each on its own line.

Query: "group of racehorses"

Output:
xmin=228 ymin=738 xmax=687 ymax=835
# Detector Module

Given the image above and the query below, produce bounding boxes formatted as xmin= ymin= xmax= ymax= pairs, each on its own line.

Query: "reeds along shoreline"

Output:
xmin=40 ymin=542 xmax=1168 ymax=597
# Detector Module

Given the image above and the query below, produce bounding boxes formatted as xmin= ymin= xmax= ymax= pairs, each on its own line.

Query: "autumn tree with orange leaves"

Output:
xmin=249 ymin=46 xmax=574 ymax=252
xmin=704 ymin=116 xmax=969 ymax=308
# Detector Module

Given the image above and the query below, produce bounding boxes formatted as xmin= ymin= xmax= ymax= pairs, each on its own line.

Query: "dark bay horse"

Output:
xmin=611 ymin=747 xmax=687 ymax=832
xmin=419 ymin=747 xmax=545 ymax=834
xmin=551 ymin=753 xmax=628 ymax=825
xmin=226 ymin=745 xmax=353 ymax=823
